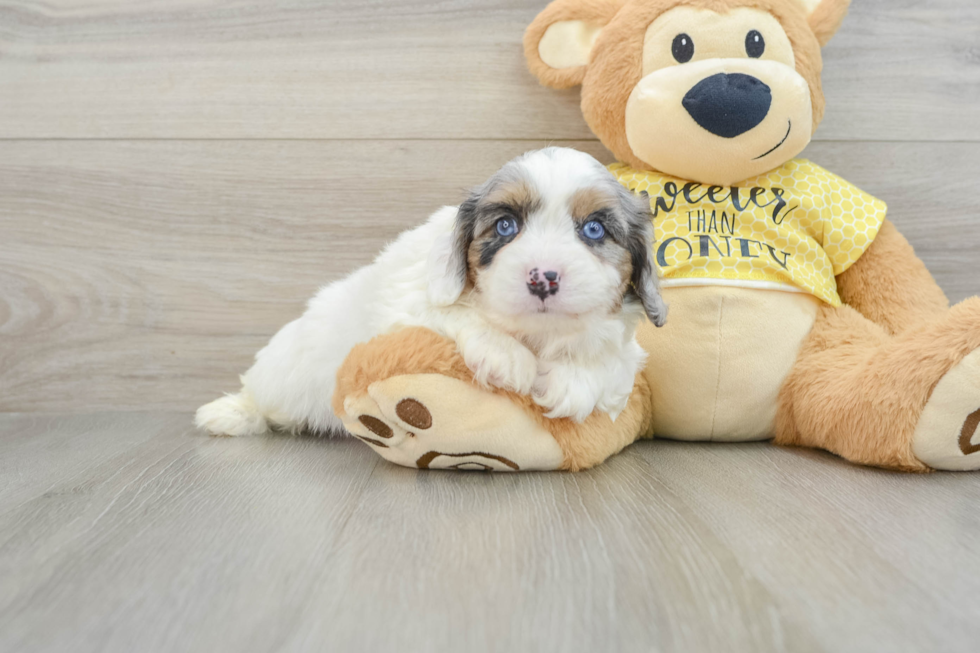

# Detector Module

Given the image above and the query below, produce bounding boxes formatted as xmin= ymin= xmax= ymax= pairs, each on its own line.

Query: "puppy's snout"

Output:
xmin=527 ymin=267 xmax=561 ymax=301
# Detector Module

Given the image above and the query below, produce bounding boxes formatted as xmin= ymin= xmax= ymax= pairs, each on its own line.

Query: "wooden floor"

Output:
xmin=2 ymin=0 xmax=980 ymax=651
xmin=1 ymin=412 xmax=979 ymax=653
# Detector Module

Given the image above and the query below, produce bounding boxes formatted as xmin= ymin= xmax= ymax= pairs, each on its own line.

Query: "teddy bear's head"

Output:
xmin=525 ymin=0 xmax=850 ymax=186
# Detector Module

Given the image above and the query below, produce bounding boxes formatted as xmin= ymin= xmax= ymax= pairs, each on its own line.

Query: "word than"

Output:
xmin=688 ymin=209 xmax=736 ymax=235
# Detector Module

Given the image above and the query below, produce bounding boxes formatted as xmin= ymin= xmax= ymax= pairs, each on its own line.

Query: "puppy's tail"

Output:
xmin=195 ymin=390 xmax=269 ymax=437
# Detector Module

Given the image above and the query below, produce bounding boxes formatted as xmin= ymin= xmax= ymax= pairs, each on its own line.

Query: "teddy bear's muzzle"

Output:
xmin=682 ymin=72 xmax=773 ymax=139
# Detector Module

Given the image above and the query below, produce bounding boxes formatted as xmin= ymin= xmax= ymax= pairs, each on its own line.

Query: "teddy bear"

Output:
xmin=331 ymin=0 xmax=980 ymax=473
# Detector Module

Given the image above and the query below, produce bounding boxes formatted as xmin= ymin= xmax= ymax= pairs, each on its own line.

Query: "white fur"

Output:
xmin=196 ymin=148 xmax=650 ymax=435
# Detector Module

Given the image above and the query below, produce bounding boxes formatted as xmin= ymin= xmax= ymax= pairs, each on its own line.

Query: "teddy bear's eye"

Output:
xmin=746 ymin=30 xmax=766 ymax=58
xmin=672 ymin=33 xmax=694 ymax=64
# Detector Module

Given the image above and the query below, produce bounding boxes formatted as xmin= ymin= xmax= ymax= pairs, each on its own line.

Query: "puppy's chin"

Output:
xmin=473 ymin=291 xmax=615 ymax=334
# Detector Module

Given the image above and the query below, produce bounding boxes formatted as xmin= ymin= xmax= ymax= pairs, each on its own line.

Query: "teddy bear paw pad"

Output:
xmin=912 ymin=349 xmax=980 ymax=471
xmin=340 ymin=374 xmax=564 ymax=472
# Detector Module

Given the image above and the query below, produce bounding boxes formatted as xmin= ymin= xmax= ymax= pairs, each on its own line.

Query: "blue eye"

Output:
xmin=495 ymin=217 xmax=519 ymax=237
xmin=582 ymin=220 xmax=606 ymax=240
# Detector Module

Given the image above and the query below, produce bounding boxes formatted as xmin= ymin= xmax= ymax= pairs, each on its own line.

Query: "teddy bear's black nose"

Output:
xmin=682 ymin=73 xmax=772 ymax=138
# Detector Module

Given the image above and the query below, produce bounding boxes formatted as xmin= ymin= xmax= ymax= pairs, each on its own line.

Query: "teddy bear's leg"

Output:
xmin=332 ymin=327 xmax=652 ymax=471
xmin=775 ymin=298 xmax=980 ymax=471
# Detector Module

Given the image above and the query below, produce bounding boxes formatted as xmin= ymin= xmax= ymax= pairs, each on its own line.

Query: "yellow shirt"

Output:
xmin=609 ymin=159 xmax=887 ymax=306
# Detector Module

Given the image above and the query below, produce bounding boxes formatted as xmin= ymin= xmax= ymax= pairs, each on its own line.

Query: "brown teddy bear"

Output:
xmin=333 ymin=0 xmax=980 ymax=472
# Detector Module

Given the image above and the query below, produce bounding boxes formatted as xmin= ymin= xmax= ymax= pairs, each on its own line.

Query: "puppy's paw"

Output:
xmin=462 ymin=333 xmax=538 ymax=395
xmin=595 ymin=368 xmax=639 ymax=422
xmin=532 ymin=364 xmax=599 ymax=423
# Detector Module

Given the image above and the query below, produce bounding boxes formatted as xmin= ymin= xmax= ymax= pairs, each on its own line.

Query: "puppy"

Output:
xmin=196 ymin=147 xmax=667 ymax=437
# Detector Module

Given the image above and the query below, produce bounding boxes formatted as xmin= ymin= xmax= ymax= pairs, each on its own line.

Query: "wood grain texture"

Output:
xmin=1 ymin=412 xmax=978 ymax=653
xmin=2 ymin=2 xmax=979 ymax=651
xmin=2 ymin=139 xmax=979 ymax=413
xmin=0 ymin=0 xmax=978 ymax=140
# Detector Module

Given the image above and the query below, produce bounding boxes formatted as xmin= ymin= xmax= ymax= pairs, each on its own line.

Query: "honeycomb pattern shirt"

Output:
xmin=609 ymin=159 xmax=888 ymax=306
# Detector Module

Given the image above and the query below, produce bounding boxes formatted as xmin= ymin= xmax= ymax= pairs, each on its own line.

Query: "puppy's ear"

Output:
xmin=622 ymin=191 xmax=668 ymax=327
xmin=427 ymin=202 xmax=477 ymax=307
xmin=524 ymin=0 xmax=625 ymax=89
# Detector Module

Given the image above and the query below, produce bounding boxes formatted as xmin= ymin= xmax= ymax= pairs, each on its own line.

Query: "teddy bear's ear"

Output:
xmin=797 ymin=0 xmax=851 ymax=47
xmin=524 ymin=0 xmax=626 ymax=89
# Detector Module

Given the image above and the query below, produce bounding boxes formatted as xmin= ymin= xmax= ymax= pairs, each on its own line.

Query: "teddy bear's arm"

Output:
xmin=835 ymin=219 xmax=949 ymax=336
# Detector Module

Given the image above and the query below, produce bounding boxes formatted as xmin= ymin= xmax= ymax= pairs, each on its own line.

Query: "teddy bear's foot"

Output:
xmin=340 ymin=373 xmax=565 ymax=472
xmin=912 ymin=349 xmax=980 ymax=471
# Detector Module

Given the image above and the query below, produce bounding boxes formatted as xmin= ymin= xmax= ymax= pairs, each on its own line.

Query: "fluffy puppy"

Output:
xmin=196 ymin=147 xmax=667 ymax=437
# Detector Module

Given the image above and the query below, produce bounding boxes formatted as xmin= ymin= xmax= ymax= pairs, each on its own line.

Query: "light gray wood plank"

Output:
xmin=1 ymin=412 xmax=979 ymax=652
xmin=646 ymin=442 xmax=980 ymax=653
xmin=0 ymin=0 xmax=977 ymax=141
xmin=0 ymin=413 xmax=177 ymax=510
xmin=1 ymin=139 xmax=978 ymax=413
xmin=0 ymin=412 xmax=381 ymax=653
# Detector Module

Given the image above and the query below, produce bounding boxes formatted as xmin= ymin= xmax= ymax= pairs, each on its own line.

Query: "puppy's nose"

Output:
xmin=527 ymin=268 xmax=561 ymax=301
xmin=682 ymin=73 xmax=772 ymax=138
